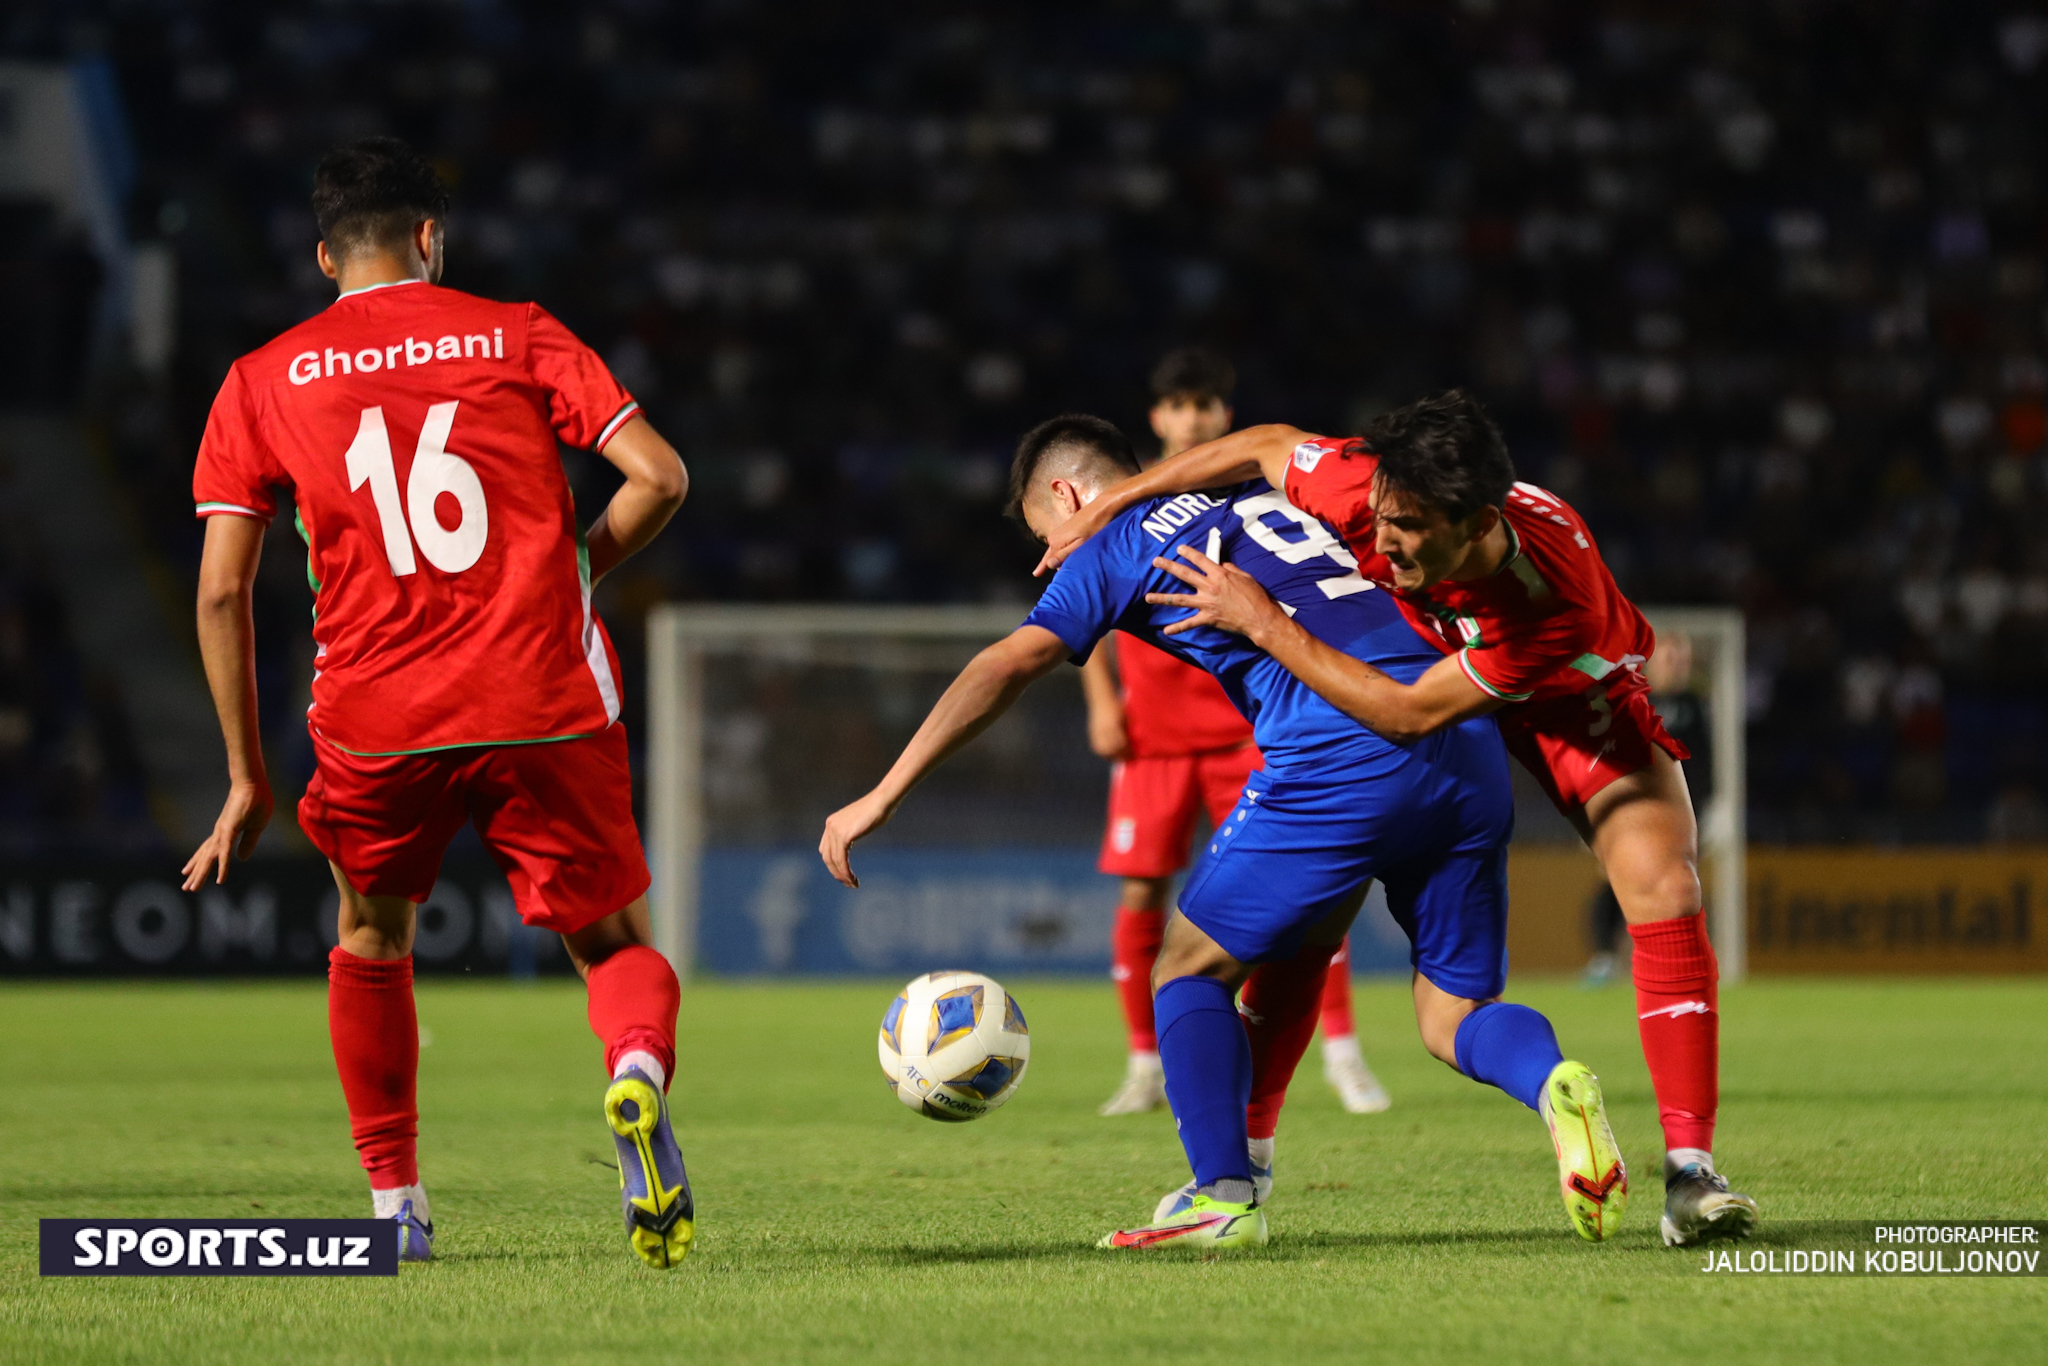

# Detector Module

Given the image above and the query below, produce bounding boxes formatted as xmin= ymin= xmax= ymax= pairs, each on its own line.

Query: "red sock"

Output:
xmin=1318 ymin=935 xmax=1355 ymax=1038
xmin=327 ymin=947 xmax=418 ymax=1189
xmin=1242 ymin=939 xmax=1342 ymax=1140
xmin=1629 ymin=914 xmax=1719 ymax=1154
xmin=586 ymin=945 xmax=681 ymax=1089
xmin=1111 ymin=908 xmax=1166 ymax=1053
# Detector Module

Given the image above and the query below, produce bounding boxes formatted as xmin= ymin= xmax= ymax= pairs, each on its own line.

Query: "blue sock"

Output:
xmin=1452 ymin=1002 xmax=1563 ymax=1112
xmin=1153 ymin=975 xmax=1252 ymax=1187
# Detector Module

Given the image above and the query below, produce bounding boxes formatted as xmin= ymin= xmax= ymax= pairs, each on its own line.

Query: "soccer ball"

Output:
xmin=877 ymin=970 xmax=1031 ymax=1122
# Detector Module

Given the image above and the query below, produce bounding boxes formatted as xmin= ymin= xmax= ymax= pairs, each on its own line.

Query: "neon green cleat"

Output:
xmin=604 ymin=1070 xmax=695 ymax=1269
xmin=1540 ymin=1060 xmax=1628 ymax=1242
xmin=1099 ymin=1195 xmax=1269 ymax=1251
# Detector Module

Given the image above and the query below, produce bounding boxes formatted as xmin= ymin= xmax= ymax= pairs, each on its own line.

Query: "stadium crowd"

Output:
xmin=3 ymin=0 xmax=2046 ymax=845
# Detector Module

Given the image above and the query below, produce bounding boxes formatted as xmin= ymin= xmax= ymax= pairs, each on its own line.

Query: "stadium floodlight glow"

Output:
xmin=646 ymin=602 xmax=1745 ymax=983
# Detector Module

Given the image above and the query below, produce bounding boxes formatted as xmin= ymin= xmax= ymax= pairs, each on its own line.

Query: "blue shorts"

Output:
xmin=1175 ymin=722 xmax=1514 ymax=1001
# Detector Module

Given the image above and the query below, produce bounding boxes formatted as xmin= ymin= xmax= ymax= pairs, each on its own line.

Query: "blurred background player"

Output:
xmin=181 ymin=139 xmax=695 ymax=1269
xmin=1085 ymin=348 xmax=1386 ymax=1118
xmin=1583 ymin=635 xmax=1711 ymax=988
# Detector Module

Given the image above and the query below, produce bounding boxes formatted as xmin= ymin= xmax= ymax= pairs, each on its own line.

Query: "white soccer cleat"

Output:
xmin=1660 ymin=1158 xmax=1759 ymax=1247
xmin=1099 ymin=1054 xmax=1167 ymax=1116
xmin=1322 ymin=1036 xmax=1391 ymax=1114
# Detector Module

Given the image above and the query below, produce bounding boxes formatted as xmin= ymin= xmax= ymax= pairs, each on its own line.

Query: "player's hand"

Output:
xmin=1033 ymin=497 xmax=1118 ymax=577
xmin=181 ymin=778 xmax=274 ymax=891
xmin=820 ymin=791 xmax=897 ymax=888
xmin=1086 ymin=707 xmax=1129 ymax=760
xmin=1145 ymin=546 xmax=1290 ymax=641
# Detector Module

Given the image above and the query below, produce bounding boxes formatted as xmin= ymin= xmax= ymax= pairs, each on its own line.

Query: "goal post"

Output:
xmin=647 ymin=605 xmax=1030 ymax=982
xmin=645 ymin=602 xmax=1745 ymax=983
xmin=1641 ymin=606 xmax=1748 ymax=984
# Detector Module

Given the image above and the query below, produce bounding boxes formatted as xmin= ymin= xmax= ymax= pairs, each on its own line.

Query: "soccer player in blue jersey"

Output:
xmin=820 ymin=415 xmax=1628 ymax=1250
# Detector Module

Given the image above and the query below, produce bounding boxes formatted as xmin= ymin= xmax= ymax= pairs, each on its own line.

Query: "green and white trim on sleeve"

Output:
xmin=1456 ymin=649 xmax=1536 ymax=703
xmin=195 ymin=501 xmax=269 ymax=519
xmin=594 ymin=400 xmax=641 ymax=450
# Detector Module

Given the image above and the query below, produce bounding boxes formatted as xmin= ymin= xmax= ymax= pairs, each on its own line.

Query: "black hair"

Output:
xmin=1007 ymin=414 xmax=1140 ymax=520
xmin=312 ymin=137 xmax=450 ymax=259
xmin=1365 ymin=389 xmax=1515 ymax=524
xmin=1149 ymin=346 xmax=1236 ymax=404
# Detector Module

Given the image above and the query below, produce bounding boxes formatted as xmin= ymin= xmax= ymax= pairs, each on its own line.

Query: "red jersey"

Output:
xmin=1114 ymin=632 xmax=1254 ymax=757
xmin=1281 ymin=435 xmax=1657 ymax=706
xmin=193 ymin=279 xmax=641 ymax=756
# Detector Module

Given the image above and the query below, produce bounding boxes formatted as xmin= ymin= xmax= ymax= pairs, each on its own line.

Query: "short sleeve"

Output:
xmin=524 ymin=305 xmax=639 ymax=450
xmin=1021 ymin=524 xmax=1147 ymax=664
xmin=1280 ymin=435 xmax=1376 ymax=548
xmin=193 ymin=362 xmax=287 ymax=521
xmin=1457 ymin=606 xmax=1595 ymax=703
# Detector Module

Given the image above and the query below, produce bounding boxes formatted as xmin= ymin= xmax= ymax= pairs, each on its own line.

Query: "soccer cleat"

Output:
xmin=1153 ymin=1152 xmax=1274 ymax=1223
xmin=1101 ymin=1195 xmax=1268 ymax=1251
xmin=1324 ymin=1049 xmax=1392 ymax=1115
xmin=604 ymin=1068 xmax=695 ymax=1269
xmin=390 ymin=1198 xmax=433 ymax=1263
xmin=1539 ymin=1060 xmax=1628 ymax=1242
xmin=1660 ymin=1159 xmax=1759 ymax=1247
xmin=1098 ymin=1056 xmax=1167 ymax=1116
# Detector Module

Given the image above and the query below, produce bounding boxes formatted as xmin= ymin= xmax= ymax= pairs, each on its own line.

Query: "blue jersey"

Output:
xmin=1025 ymin=481 xmax=1453 ymax=775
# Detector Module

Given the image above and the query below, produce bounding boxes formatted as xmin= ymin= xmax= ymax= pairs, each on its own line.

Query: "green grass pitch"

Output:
xmin=3 ymin=976 xmax=2044 ymax=1364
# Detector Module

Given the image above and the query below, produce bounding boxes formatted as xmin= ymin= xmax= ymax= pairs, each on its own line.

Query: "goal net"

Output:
xmin=644 ymin=604 xmax=1745 ymax=983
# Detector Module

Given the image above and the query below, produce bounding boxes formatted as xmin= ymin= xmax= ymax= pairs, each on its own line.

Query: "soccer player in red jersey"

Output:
xmin=179 ymin=139 xmax=695 ymax=1269
xmin=1086 ymin=350 xmax=1385 ymax=1122
xmin=1039 ymin=391 xmax=1759 ymax=1248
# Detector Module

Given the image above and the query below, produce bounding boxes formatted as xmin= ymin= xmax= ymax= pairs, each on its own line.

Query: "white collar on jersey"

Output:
xmin=333 ymin=277 xmax=430 ymax=302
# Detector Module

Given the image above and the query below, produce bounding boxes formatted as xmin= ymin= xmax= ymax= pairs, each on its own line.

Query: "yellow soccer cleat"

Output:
xmin=1540 ymin=1060 xmax=1628 ymax=1242
xmin=1099 ymin=1194 xmax=1269 ymax=1251
xmin=604 ymin=1069 xmax=695 ymax=1268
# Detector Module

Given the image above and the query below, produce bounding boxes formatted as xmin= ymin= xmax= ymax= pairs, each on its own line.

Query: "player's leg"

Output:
xmin=298 ymin=740 xmax=466 ymax=1264
xmin=1391 ymin=846 xmax=1628 ymax=1242
xmin=1580 ymin=883 xmax=1625 ymax=986
xmin=1317 ymin=936 xmax=1390 ymax=1113
xmin=325 ymin=867 xmax=434 ymax=1260
xmin=471 ymin=728 xmax=692 ymax=1268
xmin=1098 ymin=756 xmax=1202 ymax=1115
xmin=1098 ymin=911 xmax=1267 ymax=1250
xmin=1579 ymin=745 xmax=1755 ymax=1245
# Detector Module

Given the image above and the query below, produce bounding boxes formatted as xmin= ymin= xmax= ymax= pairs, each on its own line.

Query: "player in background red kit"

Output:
xmin=181 ymin=140 xmax=695 ymax=1269
xmin=1085 ymin=349 xmax=1387 ymax=1123
xmin=1040 ymin=391 xmax=1758 ymax=1249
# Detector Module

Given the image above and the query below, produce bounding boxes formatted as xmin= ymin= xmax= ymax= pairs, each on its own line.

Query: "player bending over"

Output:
xmin=821 ymin=415 xmax=1627 ymax=1251
xmin=182 ymin=138 xmax=694 ymax=1268
xmin=1039 ymin=390 xmax=1758 ymax=1248
xmin=1086 ymin=347 xmax=1383 ymax=1118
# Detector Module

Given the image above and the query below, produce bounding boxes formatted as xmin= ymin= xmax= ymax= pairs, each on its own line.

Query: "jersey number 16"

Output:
xmin=345 ymin=401 xmax=489 ymax=576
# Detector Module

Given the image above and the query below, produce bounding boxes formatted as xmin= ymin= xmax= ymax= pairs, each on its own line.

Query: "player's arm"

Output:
xmin=1078 ymin=637 xmax=1128 ymax=760
xmin=181 ymin=514 xmax=275 ymax=889
xmin=1034 ymin=424 xmax=1314 ymax=576
xmin=583 ymin=415 xmax=688 ymax=583
xmin=821 ymin=626 xmax=1070 ymax=886
xmin=1145 ymin=546 xmax=1499 ymax=744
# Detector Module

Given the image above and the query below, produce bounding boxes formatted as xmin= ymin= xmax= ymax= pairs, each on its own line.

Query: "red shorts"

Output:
xmin=298 ymin=725 xmax=651 ymax=935
xmin=1099 ymin=744 xmax=1263 ymax=879
xmin=1498 ymin=676 xmax=1690 ymax=814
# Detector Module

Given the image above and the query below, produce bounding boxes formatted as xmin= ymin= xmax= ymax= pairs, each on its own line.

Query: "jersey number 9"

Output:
xmin=345 ymin=402 xmax=489 ymax=576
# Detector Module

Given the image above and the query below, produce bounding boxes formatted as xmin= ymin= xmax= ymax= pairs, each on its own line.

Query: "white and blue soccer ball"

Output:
xmin=877 ymin=970 xmax=1031 ymax=1122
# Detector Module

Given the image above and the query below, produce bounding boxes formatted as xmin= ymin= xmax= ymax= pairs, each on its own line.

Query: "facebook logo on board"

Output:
xmin=698 ymin=849 xmax=1415 ymax=977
